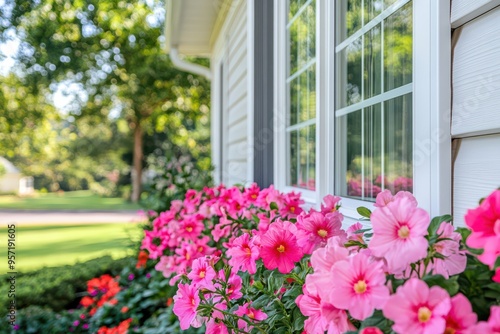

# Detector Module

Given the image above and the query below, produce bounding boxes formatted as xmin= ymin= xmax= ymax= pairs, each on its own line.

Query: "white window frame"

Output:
xmin=274 ymin=0 xmax=451 ymax=219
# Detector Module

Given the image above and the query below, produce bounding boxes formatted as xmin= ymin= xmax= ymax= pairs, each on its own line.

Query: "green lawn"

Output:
xmin=1 ymin=223 xmax=143 ymax=272
xmin=0 ymin=190 xmax=140 ymax=211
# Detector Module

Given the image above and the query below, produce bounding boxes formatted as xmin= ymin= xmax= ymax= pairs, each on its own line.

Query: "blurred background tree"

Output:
xmin=0 ymin=0 xmax=211 ymax=200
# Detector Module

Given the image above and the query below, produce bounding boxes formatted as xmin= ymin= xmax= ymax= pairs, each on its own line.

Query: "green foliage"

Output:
xmin=0 ymin=256 xmax=131 ymax=315
xmin=141 ymin=154 xmax=213 ymax=214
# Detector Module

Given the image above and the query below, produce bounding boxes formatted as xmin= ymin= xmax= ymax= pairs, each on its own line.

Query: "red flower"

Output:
xmin=136 ymin=250 xmax=149 ymax=269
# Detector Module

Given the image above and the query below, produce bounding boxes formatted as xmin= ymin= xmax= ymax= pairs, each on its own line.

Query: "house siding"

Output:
xmin=452 ymin=3 xmax=500 ymax=226
xmin=212 ymin=0 xmax=250 ymax=186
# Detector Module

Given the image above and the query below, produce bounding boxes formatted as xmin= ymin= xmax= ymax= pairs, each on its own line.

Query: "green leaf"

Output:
xmin=270 ymin=202 xmax=279 ymax=211
xmin=357 ymin=207 xmax=372 ymax=218
xmin=423 ymin=275 xmax=459 ymax=296
xmin=427 ymin=214 xmax=453 ymax=236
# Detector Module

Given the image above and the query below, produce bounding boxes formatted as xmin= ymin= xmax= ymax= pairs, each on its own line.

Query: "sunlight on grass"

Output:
xmin=1 ymin=223 xmax=143 ymax=272
xmin=0 ymin=190 xmax=140 ymax=211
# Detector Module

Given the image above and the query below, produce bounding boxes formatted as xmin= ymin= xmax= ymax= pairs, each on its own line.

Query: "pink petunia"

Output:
xmin=429 ymin=222 xmax=467 ymax=278
xmin=383 ymin=278 xmax=451 ymax=334
xmin=466 ymin=306 xmax=500 ymax=334
xmin=172 ymin=283 xmax=203 ymax=330
xmin=226 ymin=233 xmax=260 ymax=274
xmin=297 ymin=283 xmax=355 ymax=334
xmin=359 ymin=328 xmax=383 ymax=334
xmin=296 ymin=211 xmax=345 ymax=254
xmin=328 ymin=253 xmax=390 ymax=320
xmin=443 ymin=293 xmax=477 ymax=334
xmin=321 ymin=194 xmax=341 ymax=214
xmin=464 ymin=190 xmax=500 ymax=268
xmin=187 ymin=257 xmax=216 ymax=289
xmin=205 ymin=302 xmax=229 ymax=334
xmin=260 ymin=221 xmax=304 ymax=274
xmin=234 ymin=302 xmax=267 ymax=332
xmin=493 ymin=268 xmax=500 ymax=283
xmin=369 ymin=196 xmax=430 ymax=272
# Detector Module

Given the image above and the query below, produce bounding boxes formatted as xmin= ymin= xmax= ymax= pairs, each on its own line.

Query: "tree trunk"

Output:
xmin=131 ymin=122 xmax=143 ymax=203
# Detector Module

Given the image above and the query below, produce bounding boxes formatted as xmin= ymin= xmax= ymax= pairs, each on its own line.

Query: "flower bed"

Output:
xmin=17 ymin=184 xmax=498 ymax=333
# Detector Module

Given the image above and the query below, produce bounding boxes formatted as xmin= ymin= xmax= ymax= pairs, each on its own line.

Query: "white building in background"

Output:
xmin=164 ymin=0 xmax=500 ymax=227
xmin=0 ymin=156 xmax=34 ymax=195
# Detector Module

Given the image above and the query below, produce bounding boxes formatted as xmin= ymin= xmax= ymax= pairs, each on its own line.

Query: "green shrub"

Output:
xmin=0 ymin=256 xmax=132 ymax=316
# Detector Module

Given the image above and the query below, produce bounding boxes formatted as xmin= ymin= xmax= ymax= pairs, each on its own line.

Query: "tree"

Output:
xmin=4 ymin=0 xmax=210 ymax=201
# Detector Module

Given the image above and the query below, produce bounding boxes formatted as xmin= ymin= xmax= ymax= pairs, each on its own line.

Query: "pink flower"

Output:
xmin=206 ymin=302 xmax=229 ymax=334
xmin=173 ymin=283 xmax=203 ymax=330
xmin=466 ymin=306 xmax=500 ymax=334
xmin=429 ymin=222 xmax=467 ymax=278
xmin=296 ymin=211 xmax=344 ymax=253
xmin=226 ymin=233 xmax=259 ymax=274
xmin=140 ymin=230 xmax=168 ymax=259
xmin=465 ymin=190 xmax=500 ymax=268
xmin=493 ymin=268 xmax=500 ymax=283
xmin=234 ymin=303 xmax=267 ymax=332
xmin=297 ymin=283 xmax=354 ymax=334
xmin=260 ymin=221 xmax=304 ymax=274
xmin=383 ymin=278 xmax=451 ymax=334
xmin=321 ymin=195 xmax=341 ymax=214
xmin=374 ymin=190 xmax=418 ymax=208
xmin=369 ymin=196 xmax=430 ymax=272
xmin=187 ymin=257 xmax=216 ymax=289
xmin=329 ymin=253 xmax=390 ymax=320
xmin=360 ymin=328 xmax=383 ymax=334
xmin=443 ymin=293 xmax=477 ymax=334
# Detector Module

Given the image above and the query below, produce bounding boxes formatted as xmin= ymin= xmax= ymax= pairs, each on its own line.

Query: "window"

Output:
xmin=286 ymin=0 xmax=316 ymax=191
xmin=274 ymin=0 xmax=451 ymax=215
xmin=335 ymin=0 xmax=413 ymax=201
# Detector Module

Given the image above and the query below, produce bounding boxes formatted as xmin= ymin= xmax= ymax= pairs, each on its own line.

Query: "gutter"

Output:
xmin=169 ymin=47 xmax=212 ymax=81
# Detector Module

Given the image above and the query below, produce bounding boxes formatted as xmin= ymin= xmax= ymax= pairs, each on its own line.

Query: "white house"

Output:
xmin=164 ymin=0 xmax=500 ymax=226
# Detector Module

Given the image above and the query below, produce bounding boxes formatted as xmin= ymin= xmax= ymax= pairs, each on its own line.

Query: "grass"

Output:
xmin=0 ymin=190 xmax=140 ymax=211
xmin=1 ymin=223 xmax=143 ymax=272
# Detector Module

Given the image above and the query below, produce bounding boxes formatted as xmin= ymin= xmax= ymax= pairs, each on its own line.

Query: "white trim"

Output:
xmin=246 ymin=0 xmax=255 ymax=185
xmin=412 ymin=0 xmax=452 ymax=216
xmin=286 ymin=58 xmax=317 ymax=83
xmin=286 ymin=119 xmax=316 ymax=132
xmin=336 ymin=83 xmax=413 ymax=117
xmin=170 ymin=48 xmax=212 ymax=80
xmin=274 ymin=0 xmax=288 ymax=195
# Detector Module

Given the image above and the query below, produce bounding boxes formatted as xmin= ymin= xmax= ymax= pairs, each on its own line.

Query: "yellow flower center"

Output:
xmin=398 ymin=225 xmax=410 ymax=239
xmin=290 ymin=206 xmax=296 ymax=213
xmin=248 ymin=311 xmax=255 ymax=319
xmin=317 ymin=229 xmax=328 ymax=238
xmin=186 ymin=253 xmax=190 ymax=260
xmin=244 ymin=247 xmax=252 ymax=255
xmin=186 ymin=226 xmax=193 ymax=232
xmin=353 ymin=280 xmax=367 ymax=294
xmin=191 ymin=298 xmax=196 ymax=305
xmin=444 ymin=328 xmax=456 ymax=334
xmin=251 ymin=194 xmax=257 ymax=199
xmin=418 ymin=306 xmax=432 ymax=323
xmin=199 ymin=270 xmax=205 ymax=278
xmin=276 ymin=244 xmax=286 ymax=253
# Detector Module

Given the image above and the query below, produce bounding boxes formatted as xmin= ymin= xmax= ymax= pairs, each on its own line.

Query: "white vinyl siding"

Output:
xmin=451 ymin=0 xmax=500 ymax=28
xmin=451 ymin=6 xmax=500 ymax=137
xmin=453 ymin=135 xmax=500 ymax=226
xmin=211 ymin=0 xmax=251 ymax=186
xmin=452 ymin=4 xmax=500 ymax=226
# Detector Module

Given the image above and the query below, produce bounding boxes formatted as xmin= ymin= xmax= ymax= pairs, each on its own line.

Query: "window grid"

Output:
xmin=286 ymin=0 xmax=317 ymax=190
xmin=335 ymin=0 xmax=413 ymax=201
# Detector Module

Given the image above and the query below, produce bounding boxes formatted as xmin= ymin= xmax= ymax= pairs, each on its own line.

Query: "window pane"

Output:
xmin=336 ymin=106 xmax=383 ymax=200
xmin=299 ymin=125 xmax=316 ymax=190
xmin=384 ymin=2 xmax=412 ymax=91
xmin=364 ymin=24 xmax=382 ymax=99
xmin=384 ymin=93 xmax=413 ymax=193
xmin=288 ymin=0 xmax=305 ymax=20
xmin=288 ymin=0 xmax=316 ymax=76
xmin=288 ymin=131 xmax=298 ymax=186
xmin=336 ymin=0 xmax=362 ymax=41
xmin=337 ymin=37 xmax=362 ymax=108
xmin=365 ymin=0 xmax=383 ymax=22
xmin=288 ymin=65 xmax=316 ymax=126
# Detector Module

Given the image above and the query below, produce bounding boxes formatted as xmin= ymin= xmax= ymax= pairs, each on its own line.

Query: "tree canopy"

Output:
xmin=0 ymin=0 xmax=211 ymax=199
